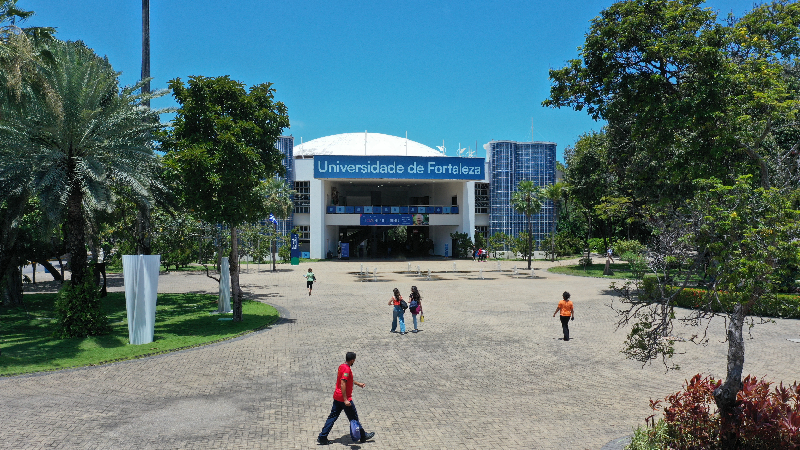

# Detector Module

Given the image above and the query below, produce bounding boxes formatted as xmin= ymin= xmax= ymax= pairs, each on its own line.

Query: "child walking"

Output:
xmin=304 ymin=268 xmax=316 ymax=296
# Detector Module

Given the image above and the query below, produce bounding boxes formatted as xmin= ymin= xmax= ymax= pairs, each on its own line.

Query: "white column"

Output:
xmin=309 ymin=177 xmax=326 ymax=259
xmin=462 ymin=181 xmax=475 ymax=240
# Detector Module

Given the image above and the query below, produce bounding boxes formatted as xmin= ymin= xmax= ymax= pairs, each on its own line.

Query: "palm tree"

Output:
xmin=0 ymin=1 xmax=56 ymax=102
xmin=260 ymin=177 xmax=295 ymax=272
xmin=542 ymin=182 xmax=567 ymax=261
xmin=510 ymin=180 xmax=544 ymax=270
xmin=0 ymin=39 xmax=166 ymax=287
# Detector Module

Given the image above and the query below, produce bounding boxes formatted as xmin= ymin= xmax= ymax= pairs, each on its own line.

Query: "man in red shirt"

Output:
xmin=317 ymin=352 xmax=375 ymax=445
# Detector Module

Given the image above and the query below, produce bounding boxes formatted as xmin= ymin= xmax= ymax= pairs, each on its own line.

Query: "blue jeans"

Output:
xmin=319 ymin=400 xmax=365 ymax=440
xmin=411 ymin=313 xmax=418 ymax=330
xmin=391 ymin=306 xmax=406 ymax=333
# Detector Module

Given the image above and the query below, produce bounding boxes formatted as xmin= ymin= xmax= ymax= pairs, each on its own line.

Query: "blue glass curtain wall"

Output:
xmin=488 ymin=141 xmax=556 ymax=248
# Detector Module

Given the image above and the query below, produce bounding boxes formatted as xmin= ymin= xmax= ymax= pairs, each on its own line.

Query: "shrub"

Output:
xmin=588 ymin=237 xmax=605 ymax=253
xmin=638 ymin=277 xmax=800 ymax=319
xmin=622 ymin=252 xmax=648 ymax=279
xmin=449 ymin=231 xmax=474 ymax=259
xmin=278 ymin=244 xmax=290 ymax=262
xmin=627 ymin=418 xmax=670 ymax=450
xmin=53 ymin=276 xmax=111 ymax=338
xmin=615 ymin=239 xmax=645 ymax=258
xmin=554 ymin=231 xmax=582 ymax=255
xmin=631 ymin=374 xmax=800 ymax=449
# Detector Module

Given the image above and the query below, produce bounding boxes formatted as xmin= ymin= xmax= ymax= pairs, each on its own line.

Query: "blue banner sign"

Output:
xmin=360 ymin=214 xmax=415 ymax=226
xmin=290 ymin=233 xmax=300 ymax=265
xmin=314 ymin=155 xmax=484 ymax=180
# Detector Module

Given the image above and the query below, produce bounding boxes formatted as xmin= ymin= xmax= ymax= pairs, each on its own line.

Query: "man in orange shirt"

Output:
xmin=553 ymin=291 xmax=575 ymax=341
xmin=317 ymin=352 xmax=375 ymax=445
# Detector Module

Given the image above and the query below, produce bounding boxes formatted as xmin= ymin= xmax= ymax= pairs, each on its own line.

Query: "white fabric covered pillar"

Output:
xmin=122 ymin=254 xmax=160 ymax=345
xmin=218 ymin=257 xmax=232 ymax=313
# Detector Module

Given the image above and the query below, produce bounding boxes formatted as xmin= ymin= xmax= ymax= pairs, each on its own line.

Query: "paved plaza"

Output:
xmin=1 ymin=258 xmax=798 ymax=449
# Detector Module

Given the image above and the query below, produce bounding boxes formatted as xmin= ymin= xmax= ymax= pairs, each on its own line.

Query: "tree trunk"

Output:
xmin=550 ymin=202 xmax=557 ymax=262
xmin=141 ymin=0 xmax=150 ymax=108
xmin=584 ymin=213 xmax=592 ymax=267
xmin=57 ymin=255 xmax=65 ymax=283
xmin=526 ymin=217 xmax=533 ymax=270
xmin=136 ymin=207 xmax=152 ymax=255
xmin=66 ymin=184 xmax=87 ymax=285
xmin=1 ymin=266 xmax=23 ymax=306
xmin=230 ymin=226 xmax=243 ymax=322
xmin=37 ymin=260 xmax=63 ymax=282
xmin=271 ymin=237 xmax=277 ymax=272
xmin=713 ymin=304 xmax=745 ymax=449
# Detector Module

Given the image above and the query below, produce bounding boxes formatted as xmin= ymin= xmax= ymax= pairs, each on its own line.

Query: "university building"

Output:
xmin=273 ymin=133 xmax=556 ymax=259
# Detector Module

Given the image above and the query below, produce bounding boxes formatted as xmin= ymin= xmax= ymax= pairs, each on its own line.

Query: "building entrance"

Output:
xmin=337 ymin=226 xmax=433 ymax=258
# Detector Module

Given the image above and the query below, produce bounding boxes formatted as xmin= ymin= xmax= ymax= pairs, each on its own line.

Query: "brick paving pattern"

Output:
xmin=0 ymin=258 xmax=798 ymax=449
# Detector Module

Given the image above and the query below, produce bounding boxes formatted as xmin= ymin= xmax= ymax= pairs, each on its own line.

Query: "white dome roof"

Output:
xmin=294 ymin=133 xmax=443 ymax=157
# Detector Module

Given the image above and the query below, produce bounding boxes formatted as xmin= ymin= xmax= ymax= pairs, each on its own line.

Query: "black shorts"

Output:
xmin=307 ymin=281 xmax=313 ymax=288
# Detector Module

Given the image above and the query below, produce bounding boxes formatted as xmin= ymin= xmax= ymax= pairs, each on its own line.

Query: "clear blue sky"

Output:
xmin=26 ymin=0 xmax=756 ymax=161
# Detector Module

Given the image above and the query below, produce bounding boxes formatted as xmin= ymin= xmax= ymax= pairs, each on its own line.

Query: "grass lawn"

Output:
xmin=548 ymin=262 xmax=644 ymax=279
xmin=0 ymin=292 xmax=279 ymax=376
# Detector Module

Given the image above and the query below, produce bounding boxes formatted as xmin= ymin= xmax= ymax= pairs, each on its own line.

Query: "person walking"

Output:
xmin=409 ymin=285 xmax=422 ymax=332
xmin=317 ymin=352 xmax=375 ymax=445
xmin=553 ymin=291 xmax=575 ymax=341
xmin=388 ymin=287 xmax=407 ymax=335
xmin=304 ymin=268 xmax=316 ymax=296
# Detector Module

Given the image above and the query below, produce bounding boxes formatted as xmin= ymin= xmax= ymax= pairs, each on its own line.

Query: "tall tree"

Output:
xmin=0 ymin=1 xmax=57 ymax=306
xmin=542 ymin=181 xmax=566 ymax=261
xmin=0 ymin=39 xmax=166 ymax=334
xmin=510 ymin=180 xmax=544 ymax=270
xmin=547 ymin=1 xmax=800 ymax=447
xmin=613 ymin=177 xmax=800 ymax=447
xmin=260 ymin=177 xmax=294 ymax=272
xmin=544 ymin=0 xmax=800 ymax=199
xmin=163 ymin=75 xmax=289 ymax=322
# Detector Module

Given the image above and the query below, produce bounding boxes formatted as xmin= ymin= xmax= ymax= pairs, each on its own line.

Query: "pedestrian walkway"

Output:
xmin=1 ymin=258 xmax=797 ymax=449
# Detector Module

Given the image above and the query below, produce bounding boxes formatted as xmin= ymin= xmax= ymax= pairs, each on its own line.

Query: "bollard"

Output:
xmin=360 ymin=264 xmax=364 ymax=276
xmin=531 ymin=268 xmax=535 ymax=278
xmin=417 ymin=265 xmax=420 ymax=276
xmin=479 ymin=268 xmax=484 ymax=280
xmin=496 ymin=261 xmax=501 ymax=272
xmin=453 ymin=262 xmax=456 ymax=273
xmin=427 ymin=269 xmax=431 ymax=281
xmin=408 ymin=262 xmax=411 ymax=273
xmin=373 ymin=268 xmax=377 ymax=282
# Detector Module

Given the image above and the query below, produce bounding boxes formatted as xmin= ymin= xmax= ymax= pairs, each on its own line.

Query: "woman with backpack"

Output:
xmin=408 ymin=286 xmax=422 ymax=333
xmin=387 ymin=287 xmax=407 ymax=335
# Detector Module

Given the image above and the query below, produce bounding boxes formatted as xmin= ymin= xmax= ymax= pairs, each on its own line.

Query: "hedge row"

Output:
xmin=640 ymin=277 xmax=800 ymax=319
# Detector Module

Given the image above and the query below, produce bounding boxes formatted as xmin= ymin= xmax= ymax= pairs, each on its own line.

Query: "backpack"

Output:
xmin=409 ymin=299 xmax=418 ymax=313
xmin=350 ymin=419 xmax=361 ymax=442
xmin=399 ymin=299 xmax=408 ymax=310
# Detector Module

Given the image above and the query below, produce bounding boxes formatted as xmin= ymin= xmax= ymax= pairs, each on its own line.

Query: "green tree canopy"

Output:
xmin=163 ymin=75 xmax=289 ymax=321
xmin=0 ymin=38 xmax=166 ymax=336
xmin=545 ymin=0 xmax=800 ymax=198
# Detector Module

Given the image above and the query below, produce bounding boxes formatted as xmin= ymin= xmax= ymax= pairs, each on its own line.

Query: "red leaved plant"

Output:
xmin=647 ymin=374 xmax=800 ymax=449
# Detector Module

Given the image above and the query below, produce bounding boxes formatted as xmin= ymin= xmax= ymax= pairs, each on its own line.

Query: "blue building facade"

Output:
xmin=486 ymin=141 xmax=556 ymax=247
xmin=266 ymin=136 xmax=294 ymax=237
